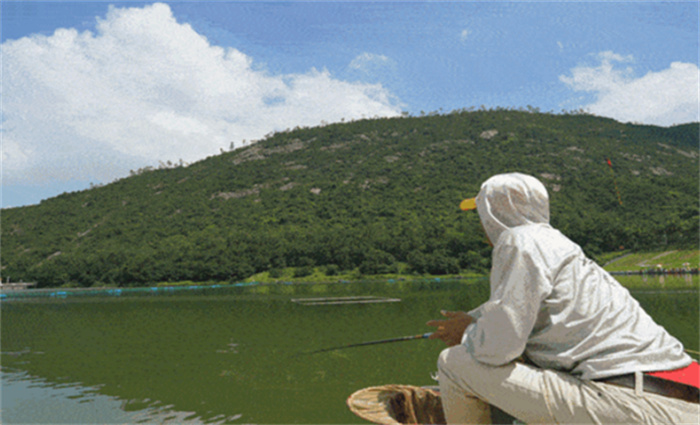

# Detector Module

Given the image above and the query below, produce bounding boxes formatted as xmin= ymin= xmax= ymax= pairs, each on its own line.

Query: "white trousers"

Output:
xmin=438 ymin=345 xmax=700 ymax=424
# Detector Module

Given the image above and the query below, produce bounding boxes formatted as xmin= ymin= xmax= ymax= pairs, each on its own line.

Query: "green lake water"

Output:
xmin=1 ymin=277 xmax=698 ymax=424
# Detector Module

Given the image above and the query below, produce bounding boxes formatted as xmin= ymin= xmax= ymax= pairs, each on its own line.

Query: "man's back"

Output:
xmin=499 ymin=223 xmax=692 ymax=379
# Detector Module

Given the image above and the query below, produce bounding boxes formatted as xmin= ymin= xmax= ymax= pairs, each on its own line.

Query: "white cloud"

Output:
xmin=460 ymin=29 xmax=470 ymax=43
xmin=560 ymin=51 xmax=699 ymax=126
xmin=1 ymin=3 xmax=402 ymax=185
xmin=349 ymin=52 xmax=391 ymax=73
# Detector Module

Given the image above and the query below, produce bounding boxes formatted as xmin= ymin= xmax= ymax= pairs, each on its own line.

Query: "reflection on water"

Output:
xmin=1 ymin=370 xmax=210 ymax=424
xmin=1 ymin=278 xmax=697 ymax=424
xmin=616 ymin=273 xmax=698 ymax=289
xmin=2 ymin=280 xmax=476 ymax=424
xmin=636 ymin=271 xmax=697 ymax=286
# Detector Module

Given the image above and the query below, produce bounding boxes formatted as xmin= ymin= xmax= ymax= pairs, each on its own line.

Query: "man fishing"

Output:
xmin=427 ymin=172 xmax=699 ymax=424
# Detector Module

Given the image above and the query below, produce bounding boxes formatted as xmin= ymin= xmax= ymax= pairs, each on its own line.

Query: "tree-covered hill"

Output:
xmin=2 ymin=110 xmax=698 ymax=287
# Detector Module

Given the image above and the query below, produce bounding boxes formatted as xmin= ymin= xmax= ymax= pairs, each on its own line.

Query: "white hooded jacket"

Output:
xmin=463 ymin=173 xmax=691 ymax=380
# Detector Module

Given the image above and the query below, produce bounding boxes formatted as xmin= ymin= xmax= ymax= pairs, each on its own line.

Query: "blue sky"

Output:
xmin=2 ymin=1 xmax=698 ymax=208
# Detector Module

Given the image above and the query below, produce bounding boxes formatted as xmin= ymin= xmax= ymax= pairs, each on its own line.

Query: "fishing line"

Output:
xmin=684 ymin=348 xmax=700 ymax=361
xmin=295 ymin=333 xmax=433 ymax=357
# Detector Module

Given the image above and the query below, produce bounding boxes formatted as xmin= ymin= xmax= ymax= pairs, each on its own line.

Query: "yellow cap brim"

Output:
xmin=460 ymin=197 xmax=477 ymax=211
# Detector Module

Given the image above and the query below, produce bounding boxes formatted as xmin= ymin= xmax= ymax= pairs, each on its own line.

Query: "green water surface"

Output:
xmin=1 ymin=277 xmax=697 ymax=424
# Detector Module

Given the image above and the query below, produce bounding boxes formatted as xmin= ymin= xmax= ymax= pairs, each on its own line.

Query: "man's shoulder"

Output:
xmin=499 ymin=223 xmax=556 ymax=241
xmin=498 ymin=224 xmax=577 ymax=253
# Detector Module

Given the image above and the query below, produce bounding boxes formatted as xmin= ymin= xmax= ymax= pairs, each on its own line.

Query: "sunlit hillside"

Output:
xmin=2 ymin=110 xmax=698 ymax=287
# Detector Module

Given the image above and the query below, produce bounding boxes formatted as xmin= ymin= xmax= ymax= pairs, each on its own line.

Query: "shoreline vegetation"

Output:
xmin=2 ymin=249 xmax=697 ymax=296
xmin=2 ymin=112 xmax=697 ymax=290
xmin=142 ymin=248 xmax=700 ymax=286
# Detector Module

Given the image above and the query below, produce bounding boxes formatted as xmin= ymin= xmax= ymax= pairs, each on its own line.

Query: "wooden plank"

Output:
xmin=292 ymin=295 xmax=401 ymax=305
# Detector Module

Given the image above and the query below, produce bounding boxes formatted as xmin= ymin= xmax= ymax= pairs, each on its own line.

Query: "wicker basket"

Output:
xmin=346 ymin=385 xmax=446 ymax=424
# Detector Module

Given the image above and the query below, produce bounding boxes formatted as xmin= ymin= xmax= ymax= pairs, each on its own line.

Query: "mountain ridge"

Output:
xmin=2 ymin=110 xmax=698 ymax=287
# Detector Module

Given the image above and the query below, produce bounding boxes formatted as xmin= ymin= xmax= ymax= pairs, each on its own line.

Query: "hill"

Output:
xmin=2 ymin=110 xmax=698 ymax=288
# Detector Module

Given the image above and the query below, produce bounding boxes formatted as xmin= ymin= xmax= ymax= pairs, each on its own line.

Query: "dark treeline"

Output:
xmin=2 ymin=110 xmax=698 ymax=287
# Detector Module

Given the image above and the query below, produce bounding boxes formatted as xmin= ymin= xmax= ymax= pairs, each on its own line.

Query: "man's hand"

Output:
xmin=426 ymin=310 xmax=474 ymax=346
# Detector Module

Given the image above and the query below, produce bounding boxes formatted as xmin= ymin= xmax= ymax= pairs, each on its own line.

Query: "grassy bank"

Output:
xmin=602 ymin=249 xmax=699 ymax=272
xmin=239 ymin=249 xmax=698 ymax=285
xmin=46 ymin=249 xmax=697 ymax=290
xmin=242 ymin=264 xmax=482 ymax=285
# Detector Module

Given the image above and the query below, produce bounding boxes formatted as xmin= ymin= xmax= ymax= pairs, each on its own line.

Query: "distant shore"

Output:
xmin=2 ymin=249 xmax=696 ymax=295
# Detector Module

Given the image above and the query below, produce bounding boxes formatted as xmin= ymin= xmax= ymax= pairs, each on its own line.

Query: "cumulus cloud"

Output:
xmin=1 ymin=3 xmax=402 ymax=185
xmin=560 ymin=51 xmax=699 ymax=126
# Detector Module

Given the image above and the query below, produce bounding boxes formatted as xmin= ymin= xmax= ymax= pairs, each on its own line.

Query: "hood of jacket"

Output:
xmin=475 ymin=173 xmax=550 ymax=245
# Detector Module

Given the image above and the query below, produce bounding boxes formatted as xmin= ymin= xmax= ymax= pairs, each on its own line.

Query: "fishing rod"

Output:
xmin=298 ymin=332 xmax=433 ymax=356
xmin=297 ymin=333 xmax=700 ymax=362
xmin=685 ymin=348 xmax=700 ymax=362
